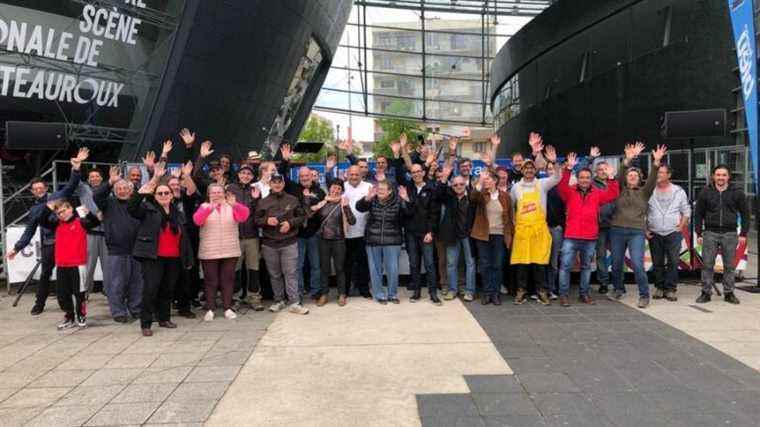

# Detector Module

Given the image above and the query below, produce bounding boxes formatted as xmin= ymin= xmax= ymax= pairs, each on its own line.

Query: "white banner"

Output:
xmin=5 ymin=226 xmax=103 ymax=284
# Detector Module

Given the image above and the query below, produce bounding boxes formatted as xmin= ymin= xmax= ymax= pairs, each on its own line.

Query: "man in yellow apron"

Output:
xmin=509 ymin=155 xmax=561 ymax=305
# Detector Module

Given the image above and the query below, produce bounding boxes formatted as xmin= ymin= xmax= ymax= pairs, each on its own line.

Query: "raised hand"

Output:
xmin=449 ymin=137 xmax=459 ymax=154
xmin=108 ymin=165 xmax=121 ymax=185
xmin=267 ymin=217 xmax=278 ymax=226
xmin=153 ymin=162 xmax=166 ymax=178
xmin=490 ymin=134 xmax=501 ymax=148
xmin=251 ymin=185 xmax=261 ymax=199
xmin=302 ymin=187 xmax=312 ymax=198
xmin=399 ymin=133 xmax=408 ymax=150
xmin=390 ymin=140 xmax=401 ymax=157
xmin=280 ymin=143 xmax=293 ymax=161
xmin=142 ymin=151 xmax=156 ymax=168
xmin=652 ymin=144 xmax=667 ymax=163
xmin=423 ymin=232 xmax=433 ymax=243
xmin=590 ymin=146 xmax=600 ymax=158
xmin=71 ymin=147 xmax=90 ymax=169
xmin=161 ymin=139 xmax=173 ymax=156
xmin=179 ymin=128 xmax=196 ymax=147
xmin=528 ymin=132 xmax=543 ymax=154
xmin=398 ymin=186 xmax=409 ymax=202
xmin=226 ymin=192 xmax=237 ymax=206
xmin=426 ymin=152 xmax=437 ymax=166
xmin=565 ymin=152 xmax=577 ymax=170
xmin=366 ymin=186 xmax=377 ymax=200
xmin=480 ymin=149 xmax=493 ymax=166
xmin=325 ymin=154 xmax=337 ymax=171
xmin=200 ymin=140 xmax=214 ymax=158
xmin=441 ymin=163 xmax=453 ymax=181
xmin=544 ymin=145 xmax=557 ymax=163
xmin=181 ymin=161 xmax=193 ymax=177
xmin=338 ymin=138 xmax=352 ymax=152
xmin=170 ymin=167 xmax=181 ymax=178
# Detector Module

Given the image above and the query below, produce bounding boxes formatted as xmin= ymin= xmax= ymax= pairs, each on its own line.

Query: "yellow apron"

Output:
xmin=510 ymin=183 xmax=552 ymax=265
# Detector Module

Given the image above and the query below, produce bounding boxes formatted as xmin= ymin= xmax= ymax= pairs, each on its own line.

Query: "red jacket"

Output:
xmin=557 ymin=169 xmax=620 ymax=240
xmin=54 ymin=217 xmax=88 ymax=267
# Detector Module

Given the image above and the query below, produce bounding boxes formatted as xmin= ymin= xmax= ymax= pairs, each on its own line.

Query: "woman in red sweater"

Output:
xmin=40 ymin=200 xmax=101 ymax=330
xmin=128 ymin=165 xmax=193 ymax=336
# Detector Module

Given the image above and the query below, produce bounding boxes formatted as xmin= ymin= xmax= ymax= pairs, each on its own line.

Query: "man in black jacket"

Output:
xmin=436 ymin=165 xmax=477 ymax=302
xmin=397 ymin=160 xmax=441 ymax=305
xmin=694 ymin=164 xmax=749 ymax=304
xmin=7 ymin=149 xmax=86 ymax=315
xmin=94 ymin=166 xmax=143 ymax=323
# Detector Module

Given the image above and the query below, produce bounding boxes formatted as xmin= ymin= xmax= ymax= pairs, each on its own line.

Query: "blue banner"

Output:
xmin=728 ymin=0 xmax=758 ymax=191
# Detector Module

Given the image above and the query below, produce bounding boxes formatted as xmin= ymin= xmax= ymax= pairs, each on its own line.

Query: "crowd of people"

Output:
xmin=6 ymin=129 xmax=750 ymax=336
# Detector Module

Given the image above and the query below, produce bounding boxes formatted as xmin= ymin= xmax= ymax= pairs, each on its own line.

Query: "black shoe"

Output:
xmin=492 ymin=295 xmax=502 ymax=306
xmin=30 ymin=304 xmax=44 ymax=316
xmin=191 ymin=298 xmax=202 ymax=308
xmin=724 ymin=292 xmax=740 ymax=305
xmin=430 ymin=294 xmax=442 ymax=306
xmin=695 ymin=292 xmax=711 ymax=304
xmin=361 ymin=292 xmax=372 ymax=299
xmin=113 ymin=316 xmax=129 ymax=323
xmin=378 ymin=298 xmax=388 ymax=305
xmin=389 ymin=298 xmax=401 ymax=304
xmin=598 ymin=285 xmax=609 ymax=295
xmin=410 ymin=289 xmax=421 ymax=303
xmin=481 ymin=295 xmax=491 ymax=305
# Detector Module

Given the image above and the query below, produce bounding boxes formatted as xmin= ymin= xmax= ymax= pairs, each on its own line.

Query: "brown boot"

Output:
xmin=338 ymin=294 xmax=347 ymax=306
xmin=141 ymin=328 xmax=153 ymax=337
xmin=316 ymin=294 xmax=328 ymax=307
xmin=537 ymin=290 xmax=550 ymax=306
xmin=579 ymin=295 xmax=596 ymax=305
xmin=559 ymin=295 xmax=570 ymax=307
xmin=514 ymin=288 xmax=526 ymax=305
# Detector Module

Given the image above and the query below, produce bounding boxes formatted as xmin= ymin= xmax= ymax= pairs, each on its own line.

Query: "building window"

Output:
xmin=380 ymin=57 xmax=392 ymax=70
xmin=451 ymin=34 xmax=467 ymax=50
xmin=380 ymin=80 xmax=395 ymax=89
xmin=397 ymin=34 xmax=416 ymax=50
xmin=473 ymin=142 xmax=485 ymax=153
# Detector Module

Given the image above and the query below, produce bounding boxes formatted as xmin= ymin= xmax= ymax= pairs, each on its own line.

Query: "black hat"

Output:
xmin=238 ymin=164 xmax=254 ymax=174
xmin=270 ymin=172 xmax=284 ymax=182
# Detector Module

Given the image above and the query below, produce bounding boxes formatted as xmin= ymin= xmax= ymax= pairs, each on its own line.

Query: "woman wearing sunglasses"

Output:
xmin=128 ymin=164 xmax=194 ymax=337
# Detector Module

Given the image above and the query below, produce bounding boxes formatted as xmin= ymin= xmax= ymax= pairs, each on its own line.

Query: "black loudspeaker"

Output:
xmin=294 ymin=141 xmax=324 ymax=153
xmin=5 ymin=121 xmax=67 ymax=150
xmin=663 ymin=109 xmax=727 ymax=139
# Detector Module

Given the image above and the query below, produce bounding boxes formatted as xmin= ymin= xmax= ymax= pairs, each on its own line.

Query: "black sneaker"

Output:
xmin=377 ymin=298 xmax=388 ymax=305
xmin=389 ymin=298 xmax=401 ymax=304
xmin=481 ymin=295 xmax=491 ymax=305
xmin=695 ymin=292 xmax=711 ymax=304
xmin=492 ymin=295 xmax=502 ymax=306
xmin=724 ymin=292 xmax=740 ymax=305
xmin=410 ymin=289 xmax=421 ymax=303
xmin=598 ymin=285 xmax=609 ymax=295
xmin=113 ymin=316 xmax=129 ymax=323
xmin=30 ymin=304 xmax=44 ymax=316
xmin=430 ymin=294 xmax=442 ymax=306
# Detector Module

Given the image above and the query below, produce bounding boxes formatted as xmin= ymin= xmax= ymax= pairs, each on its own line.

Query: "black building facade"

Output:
xmin=0 ymin=0 xmax=353 ymax=164
xmin=489 ymin=0 xmax=737 ymax=156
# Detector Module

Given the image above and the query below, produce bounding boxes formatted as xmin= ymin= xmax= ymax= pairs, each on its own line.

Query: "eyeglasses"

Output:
xmin=155 ymin=191 xmax=171 ymax=196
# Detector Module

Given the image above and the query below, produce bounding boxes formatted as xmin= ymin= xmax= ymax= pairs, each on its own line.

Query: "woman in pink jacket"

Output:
xmin=193 ymin=183 xmax=249 ymax=321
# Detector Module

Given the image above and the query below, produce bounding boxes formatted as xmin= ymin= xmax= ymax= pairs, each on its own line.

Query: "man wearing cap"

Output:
xmin=254 ymin=172 xmax=309 ymax=314
xmin=228 ymin=164 xmax=264 ymax=310
xmin=509 ymin=145 xmax=561 ymax=305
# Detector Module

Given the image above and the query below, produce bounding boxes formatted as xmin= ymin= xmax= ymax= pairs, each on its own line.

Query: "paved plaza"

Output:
xmin=2 ymin=279 xmax=760 ymax=426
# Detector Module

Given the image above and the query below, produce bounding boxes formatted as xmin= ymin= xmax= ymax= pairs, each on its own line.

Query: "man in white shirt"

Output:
xmin=342 ymin=165 xmax=373 ymax=298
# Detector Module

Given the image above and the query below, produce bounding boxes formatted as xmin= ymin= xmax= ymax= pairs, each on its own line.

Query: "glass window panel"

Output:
xmin=368 ymin=95 xmax=423 ymax=118
xmin=370 ymin=50 xmax=423 ymax=74
xmin=425 ymin=78 xmax=483 ymax=103
xmin=427 ymin=100 xmax=482 ymax=122
xmin=425 ymin=54 xmax=483 ymax=78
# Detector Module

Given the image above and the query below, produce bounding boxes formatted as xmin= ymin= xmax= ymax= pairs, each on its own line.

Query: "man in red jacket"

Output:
xmin=557 ymin=152 xmax=620 ymax=306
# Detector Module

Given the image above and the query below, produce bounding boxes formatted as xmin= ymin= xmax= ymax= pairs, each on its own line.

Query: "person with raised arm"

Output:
xmin=128 ymin=164 xmax=194 ymax=336
xmin=7 ymin=147 xmax=88 ymax=315
xmin=608 ymin=143 xmax=663 ymax=308
xmin=340 ymin=165 xmax=373 ymax=298
xmin=509 ymin=142 xmax=561 ymax=305
xmin=557 ymin=151 xmax=620 ymax=307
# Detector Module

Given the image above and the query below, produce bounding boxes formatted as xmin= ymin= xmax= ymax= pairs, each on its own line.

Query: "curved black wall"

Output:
xmin=129 ymin=0 xmax=352 ymax=161
xmin=489 ymin=0 xmax=735 ymax=155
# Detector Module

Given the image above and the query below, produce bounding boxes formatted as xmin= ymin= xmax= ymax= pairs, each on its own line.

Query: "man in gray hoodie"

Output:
xmin=647 ymin=164 xmax=690 ymax=302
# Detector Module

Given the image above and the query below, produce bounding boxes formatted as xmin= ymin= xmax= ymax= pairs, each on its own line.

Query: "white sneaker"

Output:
xmin=203 ymin=310 xmax=214 ymax=321
xmin=224 ymin=309 xmax=237 ymax=320
xmin=288 ymin=303 xmax=309 ymax=315
xmin=269 ymin=301 xmax=286 ymax=312
xmin=549 ymin=292 xmax=558 ymax=300
xmin=500 ymin=285 xmax=508 ymax=295
xmin=463 ymin=292 xmax=474 ymax=302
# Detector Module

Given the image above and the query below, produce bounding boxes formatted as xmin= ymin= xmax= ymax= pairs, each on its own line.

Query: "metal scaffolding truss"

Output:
xmin=354 ymin=0 xmax=553 ymax=17
xmin=314 ymin=0 xmax=550 ymax=127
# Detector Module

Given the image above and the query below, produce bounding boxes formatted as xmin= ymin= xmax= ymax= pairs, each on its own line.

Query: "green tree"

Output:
xmin=375 ymin=100 xmax=424 ymax=158
xmin=295 ymin=114 xmax=335 ymax=162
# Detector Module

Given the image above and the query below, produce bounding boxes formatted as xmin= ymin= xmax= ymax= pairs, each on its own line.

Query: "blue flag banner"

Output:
xmin=728 ymin=0 xmax=758 ymax=191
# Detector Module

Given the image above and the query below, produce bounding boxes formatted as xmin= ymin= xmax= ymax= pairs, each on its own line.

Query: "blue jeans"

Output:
xmin=546 ymin=226 xmax=564 ymax=293
xmin=475 ymin=235 xmax=506 ymax=297
xmin=446 ymin=238 xmax=476 ymax=294
xmin=298 ymin=236 xmax=321 ymax=298
xmin=559 ymin=239 xmax=595 ymax=297
xmin=366 ymin=245 xmax=401 ymax=300
xmin=595 ymin=228 xmax=611 ymax=286
xmin=610 ymin=227 xmax=649 ymax=297
xmin=405 ymin=233 xmax=437 ymax=293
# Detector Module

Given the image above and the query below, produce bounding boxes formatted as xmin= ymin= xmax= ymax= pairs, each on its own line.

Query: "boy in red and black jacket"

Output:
xmin=40 ymin=199 xmax=101 ymax=330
